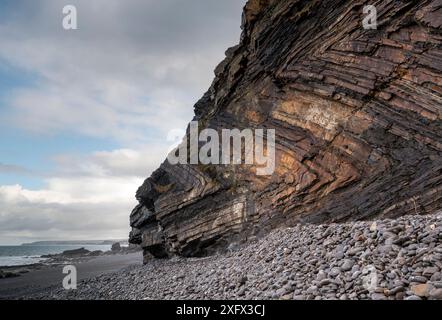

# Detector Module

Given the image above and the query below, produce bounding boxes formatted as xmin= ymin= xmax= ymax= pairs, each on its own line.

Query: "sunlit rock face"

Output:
xmin=130 ymin=0 xmax=442 ymax=259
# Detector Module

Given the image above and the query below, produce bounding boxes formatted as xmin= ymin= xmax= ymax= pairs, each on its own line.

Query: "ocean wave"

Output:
xmin=0 ymin=255 xmax=48 ymax=267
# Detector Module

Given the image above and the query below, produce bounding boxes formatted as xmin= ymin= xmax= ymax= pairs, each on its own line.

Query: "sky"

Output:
xmin=0 ymin=0 xmax=246 ymax=244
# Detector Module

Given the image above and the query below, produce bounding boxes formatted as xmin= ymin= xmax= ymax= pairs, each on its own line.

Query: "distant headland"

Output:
xmin=21 ymin=240 xmax=128 ymax=246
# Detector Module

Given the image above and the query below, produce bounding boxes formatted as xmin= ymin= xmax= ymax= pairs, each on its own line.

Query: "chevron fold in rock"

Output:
xmin=129 ymin=0 xmax=442 ymax=260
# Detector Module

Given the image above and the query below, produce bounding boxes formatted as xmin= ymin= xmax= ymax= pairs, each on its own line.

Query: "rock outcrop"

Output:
xmin=130 ymin=0 xmax=442 ymax=259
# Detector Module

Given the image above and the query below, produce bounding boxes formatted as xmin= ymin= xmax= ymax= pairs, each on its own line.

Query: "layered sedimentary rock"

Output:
xmin=130 ymin=0 xmax=442 ymax=259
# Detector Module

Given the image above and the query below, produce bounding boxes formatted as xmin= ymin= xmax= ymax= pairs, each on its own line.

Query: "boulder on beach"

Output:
xmin=111 ymin=242 xmax=121 ymax=252
xmin=61 ymin=247 xmax=91 ymax=256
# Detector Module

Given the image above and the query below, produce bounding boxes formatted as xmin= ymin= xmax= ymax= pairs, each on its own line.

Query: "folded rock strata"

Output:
xmin=130 ymin=0 xmax=442 ymax=259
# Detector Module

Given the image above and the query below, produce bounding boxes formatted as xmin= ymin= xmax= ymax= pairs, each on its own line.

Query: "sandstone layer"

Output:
xmin=130 ymin=0 xmax=442 ymax=259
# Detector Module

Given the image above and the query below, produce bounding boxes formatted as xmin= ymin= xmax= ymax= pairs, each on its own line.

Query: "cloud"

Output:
xmin=0 ymin=143 xmax=174 ymax=243
xmin=51 ymin=144 xmax=170 ymax=177
xmin=0 ymin=163 xmax=32 ymax=174
xmin=0 ymin=147 xmax=157 ymax=244
xmin=0 ymin=188 xmax=137 ymax=243
xmin=0 ymin=0 xmax=247 ymax=243
xmin=0 ymin=182 xmax=141 ymax=244
xmin=0 ymin=0 xmax=246 ymax=145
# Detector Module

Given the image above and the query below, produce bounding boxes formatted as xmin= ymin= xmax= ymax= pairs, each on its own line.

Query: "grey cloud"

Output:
xmin=0 ymin=179 xmax=140 ymax=243
xmin=52 ymin=146 xmax=169 ymax=178
xmin=0 ymin=0 xmax=246 ymax=144
xmin=0 ymin=163 xmax=32 ymax=174
xmin=0 ymin=200 xmax=133 ymax=243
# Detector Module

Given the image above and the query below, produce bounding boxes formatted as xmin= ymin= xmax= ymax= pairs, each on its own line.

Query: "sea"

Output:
xmin=0 ymin=245 xmax=112 ymax=267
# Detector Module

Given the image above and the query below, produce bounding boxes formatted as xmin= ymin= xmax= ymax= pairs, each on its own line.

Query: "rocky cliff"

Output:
xmin=130 ymin=0 xmax=442 ymax=260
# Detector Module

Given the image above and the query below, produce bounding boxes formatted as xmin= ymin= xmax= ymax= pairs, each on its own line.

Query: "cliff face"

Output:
xmin=130 ymin=0 xmax=442 ymax=259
